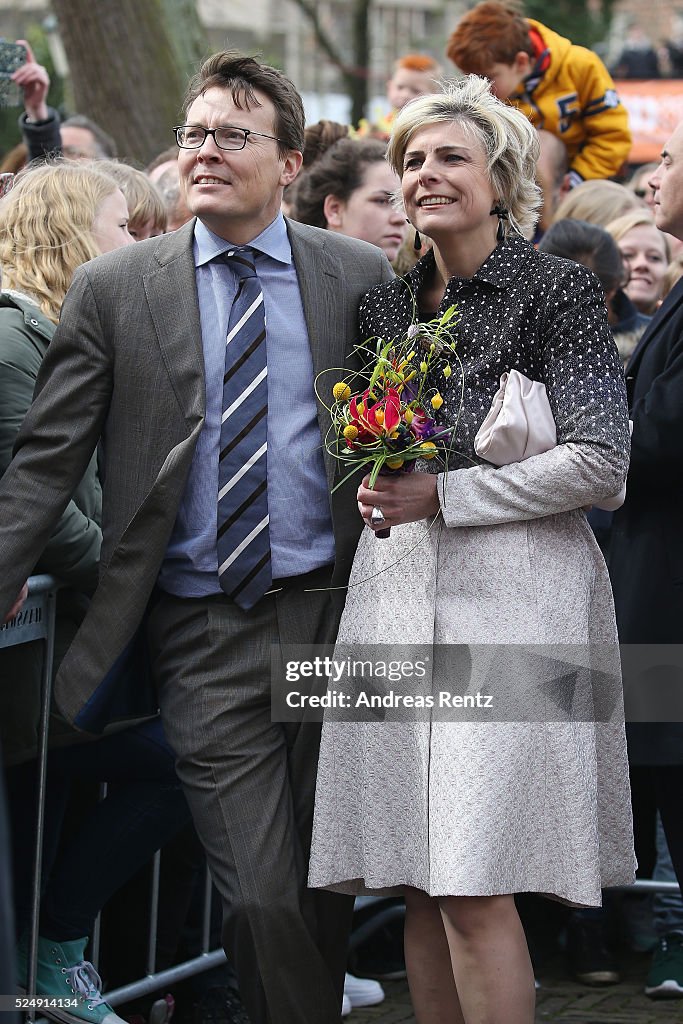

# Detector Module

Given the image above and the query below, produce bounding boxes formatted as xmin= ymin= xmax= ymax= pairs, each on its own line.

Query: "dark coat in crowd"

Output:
xmin=612 ymin=45 xmax=660 ymax=79
xmin=609 ymin=277 xmax=683 ymax=764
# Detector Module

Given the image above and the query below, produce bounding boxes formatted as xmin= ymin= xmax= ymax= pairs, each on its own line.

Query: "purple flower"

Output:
xmin=410 ymin=408 xmax=437 ymax=439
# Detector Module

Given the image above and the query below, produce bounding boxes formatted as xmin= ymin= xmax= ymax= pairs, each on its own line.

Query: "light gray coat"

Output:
xmin=309 ymin=239 xmax=637 ymax=906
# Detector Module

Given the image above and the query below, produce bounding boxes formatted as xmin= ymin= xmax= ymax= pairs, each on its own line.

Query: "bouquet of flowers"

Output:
xmin=321 ymin=305 xmax=462 ymax=534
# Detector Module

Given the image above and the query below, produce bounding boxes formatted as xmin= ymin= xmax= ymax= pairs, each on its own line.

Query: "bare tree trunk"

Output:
xmin=350 ymin=0 xmax=371 ymax=127
xmin=289 ymin=0 xmax=373 ymax=127
xmin=51 ymin=0 xmax=207 ymax=165
xmin=163 ymin=0 xmax=209 ymax=76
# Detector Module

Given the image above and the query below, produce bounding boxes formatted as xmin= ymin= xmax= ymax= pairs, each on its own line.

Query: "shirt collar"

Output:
xmin=193 ymin=213 xmax=292 ymax=268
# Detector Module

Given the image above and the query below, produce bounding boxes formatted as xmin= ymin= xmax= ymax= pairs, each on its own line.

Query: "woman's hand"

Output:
xmin=358 ymin=472 xmax=440 ymax=531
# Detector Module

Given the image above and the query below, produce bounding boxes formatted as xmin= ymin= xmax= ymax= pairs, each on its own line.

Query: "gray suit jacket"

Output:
xmin=0 ymin=218 xmax=393 ymax=729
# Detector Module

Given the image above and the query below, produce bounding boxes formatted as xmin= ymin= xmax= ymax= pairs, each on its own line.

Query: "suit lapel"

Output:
xmin=627 ymin=278 xmax=683 ymax=377
xmin=143 ymin=221 xmax=205 ymax=427
xmin=287 ymin=218 xmax=349 ymax=365
xmin=287 ymin=220 xmax=355 ymax=489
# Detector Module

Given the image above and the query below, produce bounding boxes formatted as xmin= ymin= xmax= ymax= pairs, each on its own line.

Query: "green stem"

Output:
xmin=368 ymin=454 xmax=386 ymax=489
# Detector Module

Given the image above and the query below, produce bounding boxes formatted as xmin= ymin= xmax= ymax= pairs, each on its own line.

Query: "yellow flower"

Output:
xmin=386 ymin=455 xmax=405 ymax=469
xmin=420 ymin=442 xmax=437 ymax=459
xmin=343 ymin=424 xmax=359 ymax=441
xmin=420 ymin=361 xmax=428 ymax=373
xmin=443 ymin=365 xmax=452 ymax=378
xmin=332 ymin=382 xmax=351 ymax=402
xmin=404 ymin=408 xmax=414 ymax=424
xmin=431 ymin=393 xmax=444 ymax=410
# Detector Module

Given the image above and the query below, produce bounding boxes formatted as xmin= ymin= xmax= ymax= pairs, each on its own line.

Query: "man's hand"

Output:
xmin=358 ymin=471 xmax=440 ymax=531
xmin=12 ymin=41 xmax=50 ymax=122
xmin=3 ymin=582 xmax=28 ymax=624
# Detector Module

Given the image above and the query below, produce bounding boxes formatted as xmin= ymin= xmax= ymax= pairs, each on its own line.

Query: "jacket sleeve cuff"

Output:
xmin=19 ymin=107 xmax=62 ymax=162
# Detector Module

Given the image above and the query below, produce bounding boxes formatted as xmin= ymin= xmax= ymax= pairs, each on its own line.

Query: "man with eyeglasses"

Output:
xmin=0 ymin=52 xmax=393 ymax=1024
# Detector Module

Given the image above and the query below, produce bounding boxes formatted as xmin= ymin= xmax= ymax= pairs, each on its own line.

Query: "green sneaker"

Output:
xmin=17 ymin=936 xmax=128 ymax=1024
xmin=645 ymin=931 xmax=683 ymax=999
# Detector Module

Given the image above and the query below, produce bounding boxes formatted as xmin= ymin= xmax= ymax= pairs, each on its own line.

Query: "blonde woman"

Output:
xmin=0 ymin=162 xmax=188 ymax=1023
xmin=309 ymin=77 xmax=635 ymax=1024
xmin=606 ymin=210 xmax=671 ymax=316
xmin=0 ymin=160 xmax=132 ymax=493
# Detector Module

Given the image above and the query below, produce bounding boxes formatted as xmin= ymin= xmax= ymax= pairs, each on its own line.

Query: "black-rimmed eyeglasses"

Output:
xmin=173 ymin=125 xmax=284 ymax=151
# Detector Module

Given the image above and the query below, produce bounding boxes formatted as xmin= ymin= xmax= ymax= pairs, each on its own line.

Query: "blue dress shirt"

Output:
xmin=158 ymin=215 xmax=335 ymax=596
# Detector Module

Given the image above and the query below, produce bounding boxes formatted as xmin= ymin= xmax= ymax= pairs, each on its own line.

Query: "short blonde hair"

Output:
xmin=551 ymin=180 xmax=641 ymax=229
xmin=386 ymin=75 xmax=541 ymax=238
xmin=0 ymin=161 xmax=120 ymax=322
xmin=606 ymin=210 xmax=671 ymax=261
xmin=90 ymin=160 xmax=167 ymax=235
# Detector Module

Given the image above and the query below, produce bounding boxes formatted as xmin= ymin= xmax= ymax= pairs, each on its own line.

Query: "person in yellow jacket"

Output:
xmin=447 ymin=1 xmax=631 ymax=188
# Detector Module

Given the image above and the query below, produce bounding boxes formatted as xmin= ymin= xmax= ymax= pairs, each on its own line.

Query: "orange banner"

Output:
xmin=615 ymin=79 xmax=683 ymax=164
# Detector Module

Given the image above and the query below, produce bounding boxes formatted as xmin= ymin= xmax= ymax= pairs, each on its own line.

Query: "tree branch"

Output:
xmin=289 ymin=0 xmax=369 ymax=80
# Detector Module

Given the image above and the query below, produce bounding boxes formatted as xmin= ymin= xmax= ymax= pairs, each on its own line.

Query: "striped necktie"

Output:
xmin=216 ymin=247 xmax=272 ymax=610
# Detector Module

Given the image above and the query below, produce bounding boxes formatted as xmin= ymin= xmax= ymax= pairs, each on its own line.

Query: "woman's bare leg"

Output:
xmin=439 ymin=894 xmax=535 ymax=1024
xmin=403 ymin=886 xmax=465 ymax=1024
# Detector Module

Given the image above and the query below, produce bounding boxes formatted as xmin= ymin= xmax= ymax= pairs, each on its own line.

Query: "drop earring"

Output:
xmin=405 ymin=217 xmax=421 ymax=252
xmin=406 ymin=218 xmax=422 ymax=253
xmin=490 ymin=202 xmax=509 ymax=242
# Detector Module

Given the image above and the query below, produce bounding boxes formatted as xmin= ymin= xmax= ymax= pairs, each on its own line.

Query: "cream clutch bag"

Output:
xmin=474 ymin=369 xmax=626 ymax=512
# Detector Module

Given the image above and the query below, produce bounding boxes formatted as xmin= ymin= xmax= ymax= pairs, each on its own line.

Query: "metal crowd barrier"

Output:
xmin=0 ymin=575 xmax=225 ymax=1021
xmin=101 ymin=865 xmax=227 ymax=1010
xmin=2 ymin=580 xmax=680 ymax=1017
xmin=1 ymin=574 xmax=62 ymax=1018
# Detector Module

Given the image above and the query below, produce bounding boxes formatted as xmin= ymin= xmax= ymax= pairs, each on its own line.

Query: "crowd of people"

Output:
xmin=611 ymin=15 xmax=683 ymax=79
xmin=0 ymin=3 xmax=682 ymax=1024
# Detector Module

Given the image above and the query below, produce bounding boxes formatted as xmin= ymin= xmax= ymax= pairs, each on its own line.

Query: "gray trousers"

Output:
xmin=147 ymin=569 xmax=352 ymax=1024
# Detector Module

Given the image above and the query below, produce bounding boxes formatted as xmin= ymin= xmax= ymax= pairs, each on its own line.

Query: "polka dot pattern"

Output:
xmin=359 ymin=235 xmax=630 ymax=473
